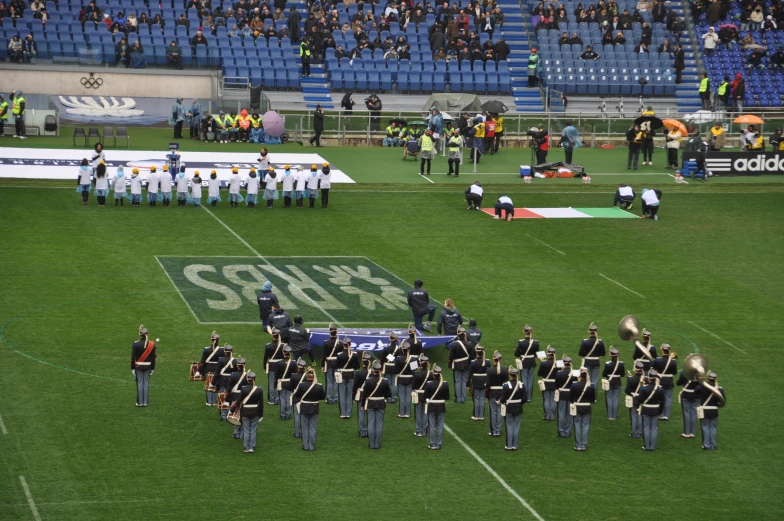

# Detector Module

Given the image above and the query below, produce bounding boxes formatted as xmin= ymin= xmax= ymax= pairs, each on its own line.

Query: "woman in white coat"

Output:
xmin=112 ymin=166 xmax=130 ymax=206
xmin=76 ymin=158 xmax=92 ymax=205
xmin=281 ymin=165 xmax=295 ymax=208
xmin=207 ymin=170 xmax=222 ymax=206
xmin=294 ymin=166 xmax=307 ymax=208
xmin=130 ymin=167 xmax=143 ymax=207
xmin=90 ymin=143 xmax=105 ymax=175
xmin=158 ymin=166 xmax=172 ymax=207
xmin=258 ymin=147 xmax=270 ymax=171
xmin=146 ymin=166 xmax=160 ymax=207
xmin=189 ymin=171 xmax=203 ymax=205
xmin=262 ymin=166 xmax=279 ymax=208
xmin=246 ymin=168 xmax=260 ymax=207
xmin=93 ymin=162 xmax=109 ymax=206
xmin=306 ymin=164 xmax=320 ymax=208
xmin=228 ymin=167 xmax=243 ymax=207
xmin=318 ymin=162 xmax=332 ymax=208
xmin=175 ymin=166 xmax=190 ymax=207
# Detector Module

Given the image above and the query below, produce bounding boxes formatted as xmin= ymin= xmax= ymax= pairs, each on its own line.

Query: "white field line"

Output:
xmin=667 ymin=173 xmax=689 ymax=184
xmin=418 ymin=173 xmax=435 ymax=184
xmin=598 ymin=273 xmax=645 ymax=299
xmin=19 ymin=476 xmax=42 ymax=521
xmin=687 ymin=321 xmax=749 ymax=355
xmin=444 ymin=424 xmax=546 ymax=521
xmin=0 ymin=412 xmax=7 ymax=434
xmin=526 ymin=233 xmax=567 ymax=256
xmin=199 ymin=205 xmax=343 ymax=326
xmin=154 ymin=257 xmax=203 ymax=324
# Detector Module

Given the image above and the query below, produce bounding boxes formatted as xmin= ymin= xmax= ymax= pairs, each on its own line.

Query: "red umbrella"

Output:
xmin=719 ymin=23 xmax=738 ymax=30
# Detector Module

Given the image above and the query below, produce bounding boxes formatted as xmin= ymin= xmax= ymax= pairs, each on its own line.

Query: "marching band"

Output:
xmin=146 ymin=314 xmax=727 ymax=454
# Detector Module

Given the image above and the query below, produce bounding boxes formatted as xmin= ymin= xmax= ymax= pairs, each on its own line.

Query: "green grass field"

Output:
xmin=1 ymin=131 xmax=783 ymax=521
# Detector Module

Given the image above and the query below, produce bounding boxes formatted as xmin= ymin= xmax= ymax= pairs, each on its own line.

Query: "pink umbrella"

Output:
xmin=718 ymin=23 xmax=738 ymax=30
xmin=261 ymin=111 xmax=284 ymax=137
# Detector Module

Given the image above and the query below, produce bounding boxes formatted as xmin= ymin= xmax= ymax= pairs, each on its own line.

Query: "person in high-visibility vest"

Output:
xmin=770 ymin=128 xmax=784 ymax=151
xmin=215 ymin=111 xmax=229 ymax=143
xmin=300 ymin=39 xmax=311 ymax=77
xmin=716 ymin=75 xmax=730 ymax=111
xmin=236 ymin=109 xmax=250 ymax=142
xmin=12 ymin=90 xmax=26 ymax=139
xmin=226 ymin=111 xmax=239 ymax=142
xmin=492 ymin=114 xmax=504 ymax=153
xmin=418 ymin=129 xmax=435 ymax=176
xmin=248 ymin=112 xmax=263 ymax=143
xmin=708 ymin=123 xmax=725 ymax=151
xmin=470 ymin=117 xmax=486 ymax=163
xmin=0 ymin=94 xmax=8 ymax=137
xmin=484 ymin=114 xmax=496 ymax=155
xmin=527 ymin=49 xmax=539 ymax=87
xmin=699 ymin=73 xmax=711 ymax=110
xmin=446 ymin=129 xmax=463 ymax=177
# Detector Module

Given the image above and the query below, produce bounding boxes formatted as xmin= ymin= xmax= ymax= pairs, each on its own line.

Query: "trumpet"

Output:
xmin=668 ymin=351 xmax=678 ymax=360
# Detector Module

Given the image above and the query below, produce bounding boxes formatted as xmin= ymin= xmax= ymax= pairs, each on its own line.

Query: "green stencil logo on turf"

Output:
xmin=156 ymin=256 xmax=412 ymax=324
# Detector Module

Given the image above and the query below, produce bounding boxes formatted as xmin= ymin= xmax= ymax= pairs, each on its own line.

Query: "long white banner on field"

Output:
xmin=0 ymin=148 xmax=356 ymax=183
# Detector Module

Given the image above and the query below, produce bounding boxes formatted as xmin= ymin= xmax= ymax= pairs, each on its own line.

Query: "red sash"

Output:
xmin=138 ymin=339 xmax=156 ymax=363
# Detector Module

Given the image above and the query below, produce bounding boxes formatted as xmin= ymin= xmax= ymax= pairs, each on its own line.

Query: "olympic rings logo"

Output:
xmin=80 ymin=73 xmax=103 ymax=89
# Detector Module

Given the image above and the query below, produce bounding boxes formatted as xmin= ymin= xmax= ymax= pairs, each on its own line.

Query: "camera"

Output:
xmin=526 ymin=127 xmax=541 ymax=138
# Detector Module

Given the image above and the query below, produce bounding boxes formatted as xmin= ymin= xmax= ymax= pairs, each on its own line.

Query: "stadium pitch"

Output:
xmin=1 ymin=135 xmax=783 ymax=521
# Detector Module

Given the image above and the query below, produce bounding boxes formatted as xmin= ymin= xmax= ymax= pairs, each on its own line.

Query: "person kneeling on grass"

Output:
xmin=465 ymin=181 xmax=483 ymax=210
xmin=419 ymin=130 xmax=436 ymax=176
xmin=641 ymin=189 xmax=661 ymax=220
xmin=494 ymin=194 xmax=515 ymax=221
xmin=613 ymin=184 xmax=635 ymax=210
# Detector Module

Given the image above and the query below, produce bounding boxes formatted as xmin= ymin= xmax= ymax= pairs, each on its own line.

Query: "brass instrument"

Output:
xmin=618 ymin=315 xmax=641 ymax=341
xmin=682 ymin=353 xmax=725 ymax=407
xmin=539 ymin=345 xmax=552 ymax=362
xmin=668 ymin=351 xmax=678 ymax=360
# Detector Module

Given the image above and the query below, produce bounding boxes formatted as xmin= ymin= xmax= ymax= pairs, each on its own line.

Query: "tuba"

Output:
xmin=618 ymin=315 xmax=641 ymax=342
xmin=682 ymin=353 xmax=725 ymax=407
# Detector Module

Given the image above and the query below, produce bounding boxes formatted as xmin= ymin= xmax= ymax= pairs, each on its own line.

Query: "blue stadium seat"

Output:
xmin=434 ymin=70 xmax=446 ymax=91
xmin=381 ymin=71 xmax=392 ymax=91
xmin=355 ymin=69 xmax=368 ymax=90
xmin=397 ymin=70 xmax=409 ymax=92
xmin=421 ymin=70 xmax=433 ymax=91
xmin=331 ymin=68 xmax=344 ymax=89
xmin=343 ymin=69 xmax=356 ymax=90
xmin=410 ymin=70 xmax=421 ymax=93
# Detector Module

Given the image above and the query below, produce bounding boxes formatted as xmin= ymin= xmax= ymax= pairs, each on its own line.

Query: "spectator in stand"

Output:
xmin=635 ymin=41 xmax=649 ymax=53
xmin=115 ymin=37 xmax=130 ymax=67
xmin=652 ymin=0 xmax=667 ymax=23
xmin=749 ymin=5 xmax=764 ymax=31
xmin=579 ymin=44 xmax=600 ymax=60
xmin=731 ymin=73 xmax=745 ymax=113
xmin=718 ymin=26 xmax=736 ymax=50
xmin=22 ymin=34 xmax=37 ymax=64
xmin=570 ymin=32 xmax=584 ymax=45
xmin=747 ymin=50 xmax=766 ymax=71
xmin=771 ymin=49 xmax=784 ymax=72
xmin=674 ymin=43 xmax=685 ymax=84
xmin=166 ymin=40 xmax=184 ymax=70
xmin=614 ymin=32 xmax=626 ymax=45
xmin=706 ymin=0 xmax=721 ymax=25
xmin=287 ymin=7 xmax=301 ymax=42
xmin=602 ymin=30 xmax=614 ymax=46
xmin=176 ymin=13 xmax=189 ymax=28
xmin=741 ymin=33 xmax=755 ymax=48
xmin=429 ymin=24 xmax=445 ymax=53
xmin=457 ymin=9 xmax=470 ymax=31
xmin=640 ymin=22 xmax=652 ymax=46
xmin=763 ymin=15 xmax=778 ymax=32
xmin=129 ymin=40 xmax=146 ymax=68
xmin=658 ymin=38 xmax=673 ymax=57
xmin=559 ymin=31 xmax=570 ymax=46
xmin=8 ymin=35 xmax=23 ymax=63
xmin=702 ymin=27 xmax=718 ymax=56
xmin=192 ymin=30 xmax=209 ymax=50
xmin=494 ymin=37 xmax=510 ymax=61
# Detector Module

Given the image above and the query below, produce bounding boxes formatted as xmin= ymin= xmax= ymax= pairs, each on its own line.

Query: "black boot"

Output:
xmin=212 ymin=200 xmax=217 ymax=207
xmin=309 ymin=198 xmax=315 ymax=208
xmin=120 ymin=199 xmax=124 ymax=206
xmin=115 ymin=199 xmax=119 ymax=206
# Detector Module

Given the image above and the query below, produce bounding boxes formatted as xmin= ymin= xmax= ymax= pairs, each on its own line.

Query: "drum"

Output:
xmin=189 ymin=362 xmax=204 ymax=381
xmin=227 ymin=409 xmax=242 ymax=426
xmin=218 ymin=392 xmax=230 ymax=410
xmin=204 ymin=373 xmax=215 ymax=391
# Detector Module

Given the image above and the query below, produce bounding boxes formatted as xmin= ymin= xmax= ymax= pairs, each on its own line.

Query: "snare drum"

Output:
xmin=204 ymin=373 xmax=216 ymax=391
xmin=218 ymin=392 xmax=230 ymax=410
xmin=189 ymin=362 xmax=204 ymax=381
xmin=227 ymin=409 xmax=242 ymax=425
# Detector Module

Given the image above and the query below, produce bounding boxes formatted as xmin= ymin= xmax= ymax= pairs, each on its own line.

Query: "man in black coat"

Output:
xmin=309 ymin=104 xmax=324 ymax=147
xmin=674 ymin=44 xmax=685 ymax=84
xmin=287 ymin=6 xmax=301 ymax=42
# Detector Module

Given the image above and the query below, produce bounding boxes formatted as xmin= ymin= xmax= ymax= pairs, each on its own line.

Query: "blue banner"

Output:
xmin=309 ymin=329 xmax=454 ymax=352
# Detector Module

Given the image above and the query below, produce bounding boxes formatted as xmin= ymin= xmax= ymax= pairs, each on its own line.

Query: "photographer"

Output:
xmin=365 ymin=93 xmax=382 ymax=131
xmin=532 ymin=124 xmax=550 ymax=164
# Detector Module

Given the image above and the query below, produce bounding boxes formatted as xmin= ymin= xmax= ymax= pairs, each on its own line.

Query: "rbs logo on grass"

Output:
xmin=156 ymin=256 xmax=413 ymax=324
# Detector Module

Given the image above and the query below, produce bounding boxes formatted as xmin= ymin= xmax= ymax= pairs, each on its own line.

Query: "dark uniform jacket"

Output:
xmin=290 ymin=370 xmax=307 ymax=395
xmin=625 ymin=373 xmax=644 ymax=406
xmin=407 ymin=334 xmax=424 ymax=356
xmin=381 ymin=340 xmax=401 ymax=374
xmin=637 ymin=383 xmax=665 ymax=416
xmin=486 ymin=364 xmax=509 ymax=398
xmin=569 ymin=380 xmax=596 ymax=414
xmin=578 ymin=336 xmax=606 ymax=367
xmin=268 ymin=309 xmax=294 ymax=338
xmin=407 ymin=287 xmax=431 ymax=316
xmin=468 ymin=358 xmax=491 ymax=389
xmin=423 ymin=378 xmax=450 ymax=413
xmin=677 ymin=371 xmax=700 ymax=402
xmin=275 ymin=358 xmax=297 ymax=388
xmin=449 ymin=339 xmax=474 ymax=371
xmin=336 ymin=350 xmax=360 ymax=379
xmin=200 ymin=344 xmax=222 ymax=374
xmin=633 ymin=341 xmax=657 ymax=370
xmin=238 ymin=384 xmax=264 ymax=418
xmin=321 ymin=335 xmax=341 ymax=370
xmin=361 ymin=375 xmax=392 ymax=409
xmin=353 ymin=366 xmax=370 ymax=398
xmin=215 ymin=355 xmax=237 ymax=387
xmin=695 ymin=383 xmax=725 ymax=418
xmin=257 ymin=290 xmax=279 ymax=320
xmin=515 ymin=337 xmax=540 ymax=369
xmin=537 ymin=358 xmax=558 ymax=390
xmin=554 ymin=369 xmax=576 ymax=401
xmin=437 ymin=307 xmax=463 ymax=335
xmin=412 ymin=368 xmax=433 ymax=397
xmin=467 ymin=327 xmax=482 ymax=345
xmin=228 ymin=370 xmax=249 ymax=401
xmin=602 ymin=358 xmax=625 ymax=388
xmin=131 ymin=338 xmax=157 ymax=371
xmin=287 ymin=325 xmax=311 ymax=354
xmin=394 ymin=351 xmax=416 ymax=385
xmin=652 ymin=356 xmax=678 ymax=389
xmin=263 ymin=339 xmax=284 ymax=372
xmin=293 ymin=381 xmax=325 ymax=415
xmin=500 ymin=379 xmax=526 ymax=415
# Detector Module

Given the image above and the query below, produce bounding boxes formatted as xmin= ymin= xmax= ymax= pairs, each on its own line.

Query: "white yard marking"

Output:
xmin=667 ymin=173 xmax=689 ymax=184
xmin=526 ymin=233 xmax=567 ymax=256
xmin=19 ymin=476 xmax=42 ymax=521
xmin=0 ymin=412 xmax=7 ymax=434
xmin=418 ymin=174 xmax=435 ymax=184
xmin=598 ymin=273 xmax=646 ymax=299
xmin=444 ymin=424 xmax=546 ymax=521
xmin=199 ymin=206 xmax=344 ymax=326
xmin=687 ymin=321 xmax=749 ymax=355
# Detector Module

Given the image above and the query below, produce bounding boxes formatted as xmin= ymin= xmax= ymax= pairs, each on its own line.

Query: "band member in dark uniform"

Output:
xmin=336 ymin=337 xmax=360 ymax=419
xmin=602 ymin=347 xmax=625 ymax=420
xmin=407 ymin=326 xmax=424 ymax=356
xmin=578 ymin=322 xmax=606 ymax=396
xmin=215 ymin=344 xmax=236 ymax=420
xmin=381 ymin=331 xmax=401 ymax=404
xmin=514 ymin=324 xmax=539 ymax=402
xmin=131 ymin=326 xmax=157 ymax=407
xmin=696 ymin=371 xmax=726 ymax=450
xmin=538 ymin=346 xmax=558 ymax=420
xmin=353 ymin=353 xmax=373 ymax=437
xmin=485 ymin=351 xmax=509 ymax=437
xmin=199 ymin=331 xmax=222 ymax=406
xmin=625 ymin=361 xmax=645 ymax=439
xmin=292 ymin=368 xmax=326 ymax=451
xmin=468 ymin=345 xmax=490 ymax=420
xmin=677 ymin=365 xmax=701 ymax=438
xmin=361 ymin=361 xmax=392 ymax=449
xmin=554 ymin=356 xmax=576 ymax=437
xmin=228 ymin=357 xmax=248 ymax=438
xmin=291 ymin=358 xmax=308 ymax=438
xmin=275 ymin=346 xmax=297 ymax=420
xmin=633 ymin=328 xmax=657 ymax=373
xmin=321 ymin=324 xmax=341 ymax=404
xmin=424 ymin=365 xmax=450 ymax=450
xmin=651 ymin=344 xmax=678 ymax=420
xmin=500 ymin=367 xmax=525 ymax=450
xmin=448 ymin=327 xmax=474 ymax=404
xmin=637 ymin=369 xmax=664 ymax=451
xmin=395 ymin=340 xmax=416 ymax=418
xmin=412 ymin=355 xmax=433 ymax=437
xmin=263 ymin=328 xmax=284 ymax=405
xmin=570 ymin=368 xmax=596 ymax=451
xmin=235 ymin=371 xmax=264 ymax=453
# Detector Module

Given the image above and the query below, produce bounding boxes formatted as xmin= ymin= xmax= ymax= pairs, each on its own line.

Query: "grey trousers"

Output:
xmin=542 ymin=390 xmax=556 ymax=420
xmin=642 ymin=415 xmax=659 ymax=450
xmin=357 ymin=405 xmax=368 ymax=436
xmin=367 ymin=408 xmax=385 ymax=448
xmin=428 ymin=411 xmax=445 ymax=448
xmin=472 ymin=388 xmax=485 ymax=418
xmin=135 ymin=369 xmax=150 ymax=405
xmin=233 ymin=422 xmax=243 ymax=437
xmin=338 ymin=380 xmax=354 ymax=417
xmin=504 ymin=413 xmax=521 ymax=449
xmin=488 ymin=399 xmax=502 ymax=435
xmin=206 ymin=390 xmax=217 ymax=406
xmin=587 ymin=366 xmax=600 ymax=398
xmin=521 ymin=367 xmax=535 ymax=401
xmin=398 ymin=384 xmax=413 ymax=417
xmin=218 ymin=384 xmax=229 ymax=420
xmin=606 ymin=387 xmax=621 ymax=419
xmin=301 ymin=413 xmax=319 ymax=450
xmin=279 ymin=389 xmax=292 ymax=420
xmin=557 ymin=400 xmax=573 ymax=436
xmin=453 ymin=370 xmax=468 ymax=403
xmin=682 ymin=398 xmax=699 ymax=435
xmin=267 ymin=370 xmax=279 ymax=404
xmin=294 ymin=405 xmax=301 ymax=437
xmin=701 ymin=417 xmax=718 ymax=449
xmin=661 ymin=387 xmax=673 ymax=418
xmin=241 ymin=416 xmax=259 ymax=451
xmin=384 ymin=373 xmax=397 ymax=403
xmin=629 ymin=407 xmax=642 ymax=438
xmin=326 ymin=368 xmax=338 ymax=403
xmin=574 ymin=412 xmax=591 ymax=449
xmin=414 ymin=400 xmax=428 ymax=435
